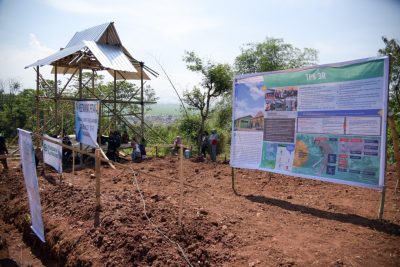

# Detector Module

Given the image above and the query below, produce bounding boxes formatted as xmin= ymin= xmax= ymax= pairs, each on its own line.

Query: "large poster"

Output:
xmin=230 ymin=57 xmax=389 ymax=189
xmin=18 ymin=129 xmax=45 ymax=242
xmin=43 ymin=134 xmax=62 ymax=173
xmin=75 ymin=101 xmax=100 ymax=148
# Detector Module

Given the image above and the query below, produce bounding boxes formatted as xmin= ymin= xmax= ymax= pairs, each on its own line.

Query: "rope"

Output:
xmin=128 ymin=166 xmax=194 ymax=267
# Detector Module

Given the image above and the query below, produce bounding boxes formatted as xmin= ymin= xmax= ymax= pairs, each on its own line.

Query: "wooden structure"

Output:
xmin=25 ymin=22 xmax=158 ymax=147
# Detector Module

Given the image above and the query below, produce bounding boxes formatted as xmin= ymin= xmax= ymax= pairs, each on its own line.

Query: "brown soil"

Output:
xmin=0 ymin=156 xmax=399 ymax=266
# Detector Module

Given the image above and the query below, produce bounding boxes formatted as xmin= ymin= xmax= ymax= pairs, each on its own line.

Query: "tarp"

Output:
xmin=43 ymin=134 xmax=62 ymax=173
xmin=75 ymin=101 xmax=100 ymax=148
xmin=18 ymin=129 xmax=45 ymax=242
xmin=230 ymin=56 xmax=389 ymax=189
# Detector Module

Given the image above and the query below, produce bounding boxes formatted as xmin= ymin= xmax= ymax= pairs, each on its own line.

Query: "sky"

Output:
xmin=0 ymin=0 xmax=399 ymax=103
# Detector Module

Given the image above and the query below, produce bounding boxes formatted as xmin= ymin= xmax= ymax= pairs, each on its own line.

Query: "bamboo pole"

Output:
xmin=140 ymin=62 xmax=144 ymax=141
xmin=35 ymin=66 xmax=40 ymax=149
xmin=72 ymin=150 xmax=76 ymax=175
xmin=388 ymin=115 xmax=400 ymax=193
xmin=178 ymin=145 xmax=184 ymax=226
xmin=95 ymin=148 xmax=101 ymax=210
xmin=231 ymin=167 xmax=239 ymax=195
xmin=54 ymin=63 xmax=58 ymax=136
xmin=378 ymin=186 xmax=386 ymax=220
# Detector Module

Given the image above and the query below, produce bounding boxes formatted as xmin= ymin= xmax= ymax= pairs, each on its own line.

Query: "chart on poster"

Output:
xmin=230 ymin=57 xmax=389 ymax=189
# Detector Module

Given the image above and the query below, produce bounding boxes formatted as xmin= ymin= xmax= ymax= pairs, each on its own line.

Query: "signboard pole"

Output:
xmin=378 ymin=186 xmax=386 ymax=219
xmin=231 ymin=167 xmax=239 ymax=195
xmin=95 ymin=148 xmax=101 ymax=211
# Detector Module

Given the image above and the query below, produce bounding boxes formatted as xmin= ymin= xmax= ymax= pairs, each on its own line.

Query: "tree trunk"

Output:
xmin=197 ymin=116 xmax=206 ymax=156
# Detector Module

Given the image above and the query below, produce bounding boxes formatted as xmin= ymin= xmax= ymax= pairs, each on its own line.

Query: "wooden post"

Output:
xmin=388 ymin=115 xmax=400 ymax=192
xmin=178 ymin=145 xmax=184 ymax=226
xmin=155 ymin=146 xmax=158 ymax=158
xmin=41 ymin=148 xmax=46 ymax=178
xmin=95 ymin=148 xmax=101 ymax=211
xmin=140 ymin=62 xmax=145 ymax=141
xmin=35 ymin=66 xmax=40 ymax=149
xmin=231 ymin=167 xmax=239 ymax=195
xmin=79 ymin=66 xmax=83 ymax=166
xmin=72 ymin=150 xmax=75 ymax=175
xmin=113 ymin=70 xmax=117 ymax=130
xmin=54 ymin=63 xmax=58 ymax=136
xmin=378 ymin=186 xmax=386 ymax=220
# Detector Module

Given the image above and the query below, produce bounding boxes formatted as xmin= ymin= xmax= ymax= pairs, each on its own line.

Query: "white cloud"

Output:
xmin=249 ymin=84 xmax=264 ymax=100
xmin=42 ymin=0 xmax=222 ymax=41
xmin=0 ymin=34 xmax=55 ymax=90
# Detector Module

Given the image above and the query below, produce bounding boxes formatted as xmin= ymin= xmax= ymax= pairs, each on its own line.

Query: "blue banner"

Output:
xmin=75 ymin=101 xmax=99 ymax=148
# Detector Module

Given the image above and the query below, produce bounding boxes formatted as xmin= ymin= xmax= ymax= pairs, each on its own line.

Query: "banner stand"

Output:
xmin=231 ymin=167 xmax=239 ymax=195
xmin=378 ymin=186 xmax=386 ymax=220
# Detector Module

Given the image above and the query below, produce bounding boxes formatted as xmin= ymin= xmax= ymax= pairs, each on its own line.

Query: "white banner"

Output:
xmin=75 ymin=101 xmax=99 ymax=148
xmin=18 ymin=129 xmax=45 ymax=242
xmin=43 ymin=134 xmax=62 ymax=173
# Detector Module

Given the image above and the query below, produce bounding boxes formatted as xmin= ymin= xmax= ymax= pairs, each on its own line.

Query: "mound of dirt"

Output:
xmin=0 ymin=156 xmax=399 ymax=266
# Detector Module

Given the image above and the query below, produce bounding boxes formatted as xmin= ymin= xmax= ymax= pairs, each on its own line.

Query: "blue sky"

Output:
xmin=0 ymin=0 xmax=399 ymax=103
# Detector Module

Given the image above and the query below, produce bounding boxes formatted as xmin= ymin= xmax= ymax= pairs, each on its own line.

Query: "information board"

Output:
xmin=230 ymin=57 xmax=389 ymax=189
xmin=75 ymin=101 xmax=100 ymax=148
xmin=43 ymin=134 xmax=62 ymax=173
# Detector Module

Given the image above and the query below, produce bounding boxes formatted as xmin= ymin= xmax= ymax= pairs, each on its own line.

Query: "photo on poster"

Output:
xmin=259 ymin=142 xmax=277 ymax=169
xmin=234 ymin=79 xmax=266 ymax=131
xmin=265 ymin=86 xmax=298 ymax=112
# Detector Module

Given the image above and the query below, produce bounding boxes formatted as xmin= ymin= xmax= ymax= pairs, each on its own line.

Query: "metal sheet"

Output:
xmin=84 ymin=41 xmax=136 ymax=72
xmin=66 ymin=22 xmax=111 ymax=48
xmin=25 ymin=44 xmax=85 ymax=68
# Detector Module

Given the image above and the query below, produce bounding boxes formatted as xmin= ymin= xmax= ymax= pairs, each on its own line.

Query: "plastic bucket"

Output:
xmin=184 ymin=149 xmax=190 ymax=159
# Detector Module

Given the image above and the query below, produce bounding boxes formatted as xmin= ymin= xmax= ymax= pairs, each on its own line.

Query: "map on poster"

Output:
xmin=230 ymin=57 xmax=389 ymax=189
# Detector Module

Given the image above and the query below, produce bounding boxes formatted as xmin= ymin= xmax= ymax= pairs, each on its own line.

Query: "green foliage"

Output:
xmin=178 ymin=113 xmax=202 ymax=145
xmin=182 ymin=51 xmax=233 ymax=154
xmin=234 ymin=37 xmax=318 ymax=74
xmin=378 ymin=37 xmax=400 ymax=114
xmin=378 ymin=37 xmax=400 ymax=163
xmin=0 ymin=81 xmax=35 ymax=138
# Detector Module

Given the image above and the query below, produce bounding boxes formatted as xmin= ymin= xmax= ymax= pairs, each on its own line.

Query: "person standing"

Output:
xmin=139 ymin=137 xmax=147 ymax=159
xmin=0 ymin=135 xmax=9 ymax=171
xmin=201 ymin=131 xmax=209 ymax=158
xmin=131 ymin=137 xmax=142 ymax=163
xmin=173 ymin=136 xmax=182 ymax=156
xmin=209 ymin=129 xmax=219 ymax=162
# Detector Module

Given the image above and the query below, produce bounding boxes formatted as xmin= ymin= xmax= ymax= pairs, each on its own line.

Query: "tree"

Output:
xmin=378 ymin=36 xmax=400 ymax=113
xmin=234 ymin=37 xmax=318 ymax=74
xmin=182 ymin=51 xmax=233 ymax=154
xmin=378 ymin=37 xmax=400 ymax=163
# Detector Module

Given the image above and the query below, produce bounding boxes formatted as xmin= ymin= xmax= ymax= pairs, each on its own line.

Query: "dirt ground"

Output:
xmin=0 ymin=155 xmax=399 ymax=266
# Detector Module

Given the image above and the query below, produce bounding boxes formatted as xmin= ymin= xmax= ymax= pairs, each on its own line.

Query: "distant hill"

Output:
xmin=146 ymin=103 xmax=181 ymax=116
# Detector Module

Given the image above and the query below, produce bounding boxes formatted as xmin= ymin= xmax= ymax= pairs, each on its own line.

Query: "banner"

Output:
xmin=231 ymin=57 xmax=389 ymax=189
xmin=43 ymin=134 xmax=62 ymax=173
xmin=75 ymin=101 xmax=99 ymax=148
xmin=18 ymin=129 xmax=45 ymax=242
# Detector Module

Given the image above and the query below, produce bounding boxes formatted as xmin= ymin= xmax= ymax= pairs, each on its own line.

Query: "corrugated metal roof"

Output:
xmin=25 ymin=44 xmax=85 ymax=69
xmin=25 ymin=22 xmax=151 ymax=80
xmin=84 ymin=41 xmax=135 ymax=72
xmin=65 ymin=22 xmax=112 ymax=48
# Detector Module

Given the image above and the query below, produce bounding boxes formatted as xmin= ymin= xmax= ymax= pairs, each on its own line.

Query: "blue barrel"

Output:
xmin=184 ymin=149 xmax=191 ymax=159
